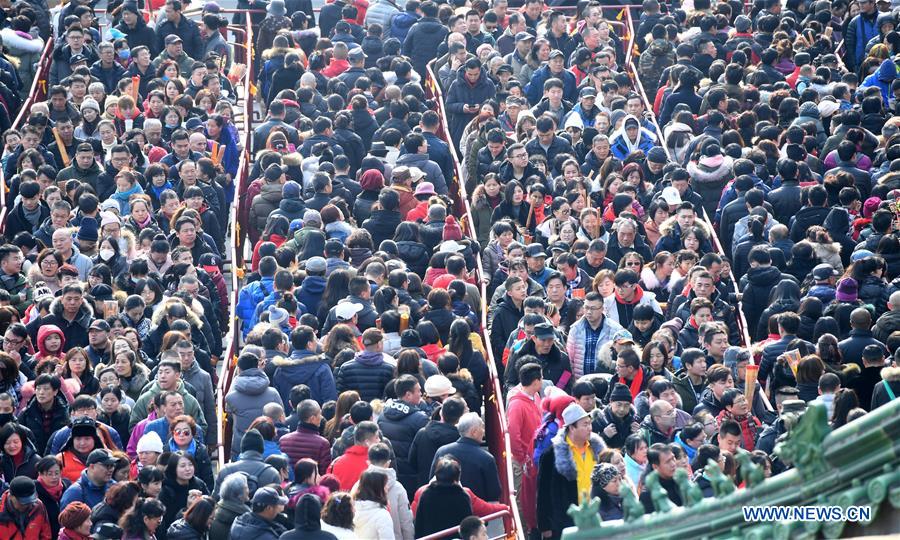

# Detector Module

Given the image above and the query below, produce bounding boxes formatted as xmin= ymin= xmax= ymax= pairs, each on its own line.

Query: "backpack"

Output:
xmin=532 ymin=412 xmax=560 ymax=466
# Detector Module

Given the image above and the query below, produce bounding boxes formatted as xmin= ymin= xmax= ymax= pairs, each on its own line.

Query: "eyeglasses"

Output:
xmin=174 ymin=428 xmax=192 ymax=436
xmin=3 ymin=337 xmax=24 ymax=347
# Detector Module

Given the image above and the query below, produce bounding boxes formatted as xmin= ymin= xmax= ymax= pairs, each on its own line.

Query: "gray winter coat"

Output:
xmin=182 ymin=361 xmax=217 ymax=446
xmin=224 ymin=368 xmax=283 ymax=454
xmin=395 ymin=152 xmax=448 ymax=195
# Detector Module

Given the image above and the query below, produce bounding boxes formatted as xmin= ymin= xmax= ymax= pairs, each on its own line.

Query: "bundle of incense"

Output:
xmin=745 ymin=364 xmax=759 ymax=406
xmin=211 ymin=141 xmax=224 ymax=167
xmin=131 ymin=76 xmax=140 ymax=103
xmin=51 ymin=127 xmax=70 ymax=167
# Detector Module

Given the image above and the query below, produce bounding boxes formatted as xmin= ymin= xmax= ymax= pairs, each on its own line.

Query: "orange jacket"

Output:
xmin=58 ymin=451 xmax=87 ymax=484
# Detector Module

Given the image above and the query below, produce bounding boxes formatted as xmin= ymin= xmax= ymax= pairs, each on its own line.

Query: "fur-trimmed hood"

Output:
xmin=687 ymin=156 xmax=733 ymax=183
xmin=261 ymin=46 xmax=297 ymax=61
xmin=882 ymin=366 xmax=900 ymax=382
xmin=799 ymin=240 xmax=841 ymax=256
xmin=150 ymin=297 xmax=204 ymax=327
xmin=551 ymin=429 xmax=606 ymax=481
xmin=640 ymin=266 xmax=668 ymax=291
xmin=282 ymin=152 xmax=304 ymax=167
xmin=658 ymin=215 xmax=711 ymax=238
xmin=271 ymin=349 xmax=325 ymax=368
xmin=49 ymin=297 xmax=94 ymax=328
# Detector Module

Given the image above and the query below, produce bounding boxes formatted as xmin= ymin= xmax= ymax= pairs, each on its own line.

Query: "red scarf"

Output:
xmin=620 ymin=367 xmax=644 ymax=399
xmin=689 ymin=316 xmax=700 ymax=329
xmin=716 ymin=409 xmax=761 ymax=451
xmin=614 ymin=285 xmax=644 ymax=305
xmin=38 ymin=477 xmax=64 ymax=500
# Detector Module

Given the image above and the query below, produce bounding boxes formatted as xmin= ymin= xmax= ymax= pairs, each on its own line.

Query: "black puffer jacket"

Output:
xmin=408 ymin=420 xmax=459 ymax=486
xmin=396 ymin=240 xmax=429 ymax=277
xmin=362 ymin=209 xmax=402 ymax=249
xmin=335 ymin=351 xmax=396 ymax=402
xmin=279 ymin=493 xmax=337 ymax=540
xmin=166 ymin=519 xmax=205 ymax=540
xmin=740 ymin=265 xmax=786 ymax=341
xmin=378 ymin=398 xmax=429 ymax=494
xmin=858 ymin=274 xmax=891 ymax=317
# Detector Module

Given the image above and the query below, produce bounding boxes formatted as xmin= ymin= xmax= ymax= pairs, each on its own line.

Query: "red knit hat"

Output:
xmin=443 ymin=215 xmax=463 ymax=241
xmin=59 ymin=501 xmax=92 ymax=530
xmin=147 ymin=145 xmax=167 ymax=163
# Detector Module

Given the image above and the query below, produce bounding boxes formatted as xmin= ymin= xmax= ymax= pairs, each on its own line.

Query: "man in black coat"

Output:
xmin=537 ymin=403 xmax=605 ymax=539
xmin=488 ymin=276 xmax=526 ymax=372
xmin=253 ymin=100 xmax=301 ymax=154
xmin=360 ymin=189 xmax=402 ymax=249
xmin=789 ymin=185 xmax=832 ymax=242
xmin=266 ymin=53 xmax=305 ymax=104
xmin=377 ymin=375 xmax=429 ymax=494
xmin=4 ymin=181 xmax=48 ymax=239
xmin=156 ymin=0 xmax=203 ymax=61
xmin=740 ymin=247 xmax=786 ymax=341
xmin=445 ymin=58 xmax=497 ymax=146
xmin=639 ymin=443 xmax=684 ymax=513
xmin=838 ymin=308 xmax=888 ymax=368
xmin=767 ymin=159 xmax=803 ymax=225
xmin=430 ymin=412 xmax=501 ymax=502
xmin=409 ymin=397 xmax=466 ymax=486
xmin=402 ymin=1 xmax=450 ymax=78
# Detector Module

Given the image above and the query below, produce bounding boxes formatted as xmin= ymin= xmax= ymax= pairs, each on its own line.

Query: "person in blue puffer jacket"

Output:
xmin=271 ymin=326 xmax=337 ymax=406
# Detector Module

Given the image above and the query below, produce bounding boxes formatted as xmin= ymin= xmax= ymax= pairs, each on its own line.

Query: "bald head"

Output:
xmin=890 ymin=291 xmax=900 ymax=311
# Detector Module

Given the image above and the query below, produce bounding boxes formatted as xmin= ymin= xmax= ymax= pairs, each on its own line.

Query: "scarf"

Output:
xmin=486 ymin=193 xmax=502 ymax=208
xmin=716 ymin=409 xmax=761 ymax=451
xmin=150 ymin=180 xmax=173 ymax=200
xmin=111 ymin=183 xmax=144 ymax=214
xmin=38 ymin=477 xmax=64 ymax=500
xmin=614 ymin=285 xmax=644 ymax=306
xmin=619 ymin=367 xmax=644 ymax=399
xmin=61 ymin=529 xmax=92 ymax=540
xmin=567 ymin=436 xmax=595 ymax=503
xmin=609 ymin=114 xmax=656 ymax=155
xmin=169 ymin=436 xmax=197 ymax=456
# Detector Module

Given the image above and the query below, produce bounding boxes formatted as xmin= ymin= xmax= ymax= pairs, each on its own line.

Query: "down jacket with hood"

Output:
xmin=229 ymin=510 xmax=286 ymax=540
xmin=861 ymin=58 xmax=897 ymax=107
xmin=654 ymin=217 xmax=713 ymax=255
xmin=740 ymin=265 xmax=785 ymax=341
xmin=272 ymin=350 xmax=337 ymax=406
xmin=335 ymin=351 xmax=397 ymax=402
xmin=377 ymin=398 xmax=429 ymax=492
xmin=279 ymin=493 xmax=338 ymax=540
xmin=638 ymin=38 xmax=675 ymax=96
xmin=26 ymin=297 xmax=93 ymax=352
xmin=17 ymin=393 xmax=69 ymax=457
xmin=356 ymin=464 xmax=415 ymax=540
xmin=687 ymin=153 xmax=734 ymax=220
xmin=224 ymin=368 xmax=283 ymax=454
xmin=871 ymin=366 xmax=900 ymax=410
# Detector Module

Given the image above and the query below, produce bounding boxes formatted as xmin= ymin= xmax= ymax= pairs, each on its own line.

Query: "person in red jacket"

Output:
xmin=506 ymin=361 xmax=543 ymax=531
xmin=326 ymin=421 xmax=379 ymax=490
xmin=0 ymin=477 xmax=52 ymax=540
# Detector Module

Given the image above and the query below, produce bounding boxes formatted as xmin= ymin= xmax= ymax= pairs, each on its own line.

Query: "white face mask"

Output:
xmin=100 ymin=249 xmax=115 ymax=261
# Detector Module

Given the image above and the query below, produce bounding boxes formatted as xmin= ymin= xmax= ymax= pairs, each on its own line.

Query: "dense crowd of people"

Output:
xmin=0 ymin=0 xmax=899 ymax=539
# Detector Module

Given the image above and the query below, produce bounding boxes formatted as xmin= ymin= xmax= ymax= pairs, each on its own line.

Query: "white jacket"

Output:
xmin=354 ymin=465 xmax=415 ymax=540
xmin=602 ymin=289 xmax=663 ymax=326
xmin=353 ymin=500 xmax=396 ymax=540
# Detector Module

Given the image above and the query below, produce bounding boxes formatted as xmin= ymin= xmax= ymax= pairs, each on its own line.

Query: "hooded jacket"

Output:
xmin=638 ymin=39 xmax=675 ymax=96
xmin=402 ymin=16 xmax=449 ymax=77
xmin=0 ymin=490 xmax=51 ymax=540
xmin=29 ymin=297 xmax=92 ymax=351
xmin=377 ymin=398 xmax=429 ymax=488
xmin=272 ymin=350 xmax=337 ymax=406
xmin=279 ymin=494 xmax=337 ymax=540
xmin=592 ymin=404 xmax=636 ymax=449
xmin=335 ymin=351 xmax=396 ymax=402
xmin=229 ymin=511 xmax=286 ymax=540
xmin=16 ymin=393 xmax=69 ymax=456
xmin=740 ymin=265 xmax=785 ymax=341
xmin=862 ymin=58 xmax=897 ymax=107
xmin=224 ymin=368 xmax=282 ymax=453
xmin=445 ymin=67 xmax=497 ymax=144
xmin=408 ymin=420 xmax=460 ymax=486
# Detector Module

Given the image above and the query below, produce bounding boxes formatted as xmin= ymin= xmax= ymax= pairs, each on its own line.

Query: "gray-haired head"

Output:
xmin=457 ymin=412 xmax=484 ymax=438
xmin=220 ymin=472 xmax=249 ymax=502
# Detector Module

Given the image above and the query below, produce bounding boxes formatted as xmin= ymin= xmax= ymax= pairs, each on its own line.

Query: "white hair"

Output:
xmin=457 ymin=412 xmax=484 ymax=437
xmin=219 ymin=472 xmax=249 ymax=502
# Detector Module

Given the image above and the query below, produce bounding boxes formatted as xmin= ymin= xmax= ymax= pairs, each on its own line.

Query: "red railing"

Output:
xmin=0 ymin=36 xmax=55 ymax=234
xmin=418 ymin=510 xmax=512 ymax=540
xmin=216 ymin=11 xmax=257 ymax=468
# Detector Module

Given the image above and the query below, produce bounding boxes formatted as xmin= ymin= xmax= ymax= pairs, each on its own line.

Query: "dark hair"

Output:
xmin=355 ymin=470 xmax=388 ymax=506
xmin=119 ymin=498 xmax=166 ymax=534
